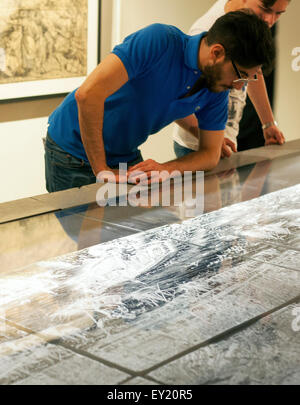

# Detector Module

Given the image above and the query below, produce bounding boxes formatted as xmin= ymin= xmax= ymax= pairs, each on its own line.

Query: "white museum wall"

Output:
xmin=0 ymin=0 xmax=299 ymax=204
xmin=275 ymin=0 xmax=300 ymax=142
xmin=0 ymin=118 xmax=48 ymax=203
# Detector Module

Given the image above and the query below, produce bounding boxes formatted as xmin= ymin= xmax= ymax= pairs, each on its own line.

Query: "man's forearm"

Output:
xmin=163 ymin=148 xmax=221 ymax=173
xmin=128 ymin=129 xmax=223 ymax=184
xmin=247 ymin=73 xmax=274 ymax=125
xmin=247 ymin=72 xmax=285 ymax=146
xmin=165 ymin=128 xmax=223 ymax=172
xmin=75 ymin=91 xmax=108 ymax=176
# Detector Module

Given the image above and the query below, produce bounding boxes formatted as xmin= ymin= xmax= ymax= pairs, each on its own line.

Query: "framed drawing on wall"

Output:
xmin=0 ymin=0 xmax=100 ymax=102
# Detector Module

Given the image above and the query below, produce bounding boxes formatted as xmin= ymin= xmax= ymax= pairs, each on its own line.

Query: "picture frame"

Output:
xmin=0 ymin=0 xmax=101 ymax=102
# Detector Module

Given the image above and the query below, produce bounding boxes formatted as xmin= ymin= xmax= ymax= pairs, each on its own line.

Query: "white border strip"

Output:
xmin=0 ymin=0 xmax=99 ymax=100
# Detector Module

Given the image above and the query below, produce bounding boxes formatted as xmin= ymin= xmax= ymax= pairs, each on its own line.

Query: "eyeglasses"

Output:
xmin=231 ymin=60 xmax=258 ymax=85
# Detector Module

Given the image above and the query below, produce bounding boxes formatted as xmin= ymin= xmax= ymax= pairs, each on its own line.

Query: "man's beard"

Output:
xmin=201 ymin=62 xmax=224 ymax=92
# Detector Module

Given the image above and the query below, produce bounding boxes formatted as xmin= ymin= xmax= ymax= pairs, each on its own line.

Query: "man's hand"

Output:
xmin=263 ymin=125 xmax=285 ymax=146
xmin=221 ymin=138 xmax=237 ymax=158
xmin=96 ymin=168 xmax=128 ymax=183
xmin=128 ymin=159 xmax=171 ymax=185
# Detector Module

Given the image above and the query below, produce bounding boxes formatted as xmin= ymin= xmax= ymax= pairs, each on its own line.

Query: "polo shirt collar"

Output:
xmin=184 ymin=31 xmax=207 ymax=72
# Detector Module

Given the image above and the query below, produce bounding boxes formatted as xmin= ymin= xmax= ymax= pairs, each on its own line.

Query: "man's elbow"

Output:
xmin=207 ymin=150 xmax=221 ymax=170
xmin=75 ymin=88 xmax=88 ymax=104
xmin=75 ymin=87 xmax=106 ymax=108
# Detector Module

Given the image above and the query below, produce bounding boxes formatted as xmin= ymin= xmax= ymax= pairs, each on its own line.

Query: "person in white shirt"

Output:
xmin=173 ymin=0 xmax=290 ymax=159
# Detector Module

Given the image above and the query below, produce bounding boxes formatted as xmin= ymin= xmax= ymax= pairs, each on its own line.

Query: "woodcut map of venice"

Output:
xmin=0 ymin=0 xmax=88 ymax=84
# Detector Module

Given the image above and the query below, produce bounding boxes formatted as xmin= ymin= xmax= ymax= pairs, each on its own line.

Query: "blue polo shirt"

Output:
xmin=48 ymin=23 xmax=229 ymax=167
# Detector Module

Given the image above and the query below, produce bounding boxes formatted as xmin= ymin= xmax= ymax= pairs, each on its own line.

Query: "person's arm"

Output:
xmin=171 ymin=128 xmax=223 ymax=171
xmin=175 ymin=100 xmax=239 ymax=159
xmin=128 ymin=128 xmax=224 ymax=183
xmin=75 ymin=54 xmax=129 ymax=178
xmin=247 ymin=72 xmax=285 ymax=145
xmin=175 ymin=115 xmax=199 ymax=139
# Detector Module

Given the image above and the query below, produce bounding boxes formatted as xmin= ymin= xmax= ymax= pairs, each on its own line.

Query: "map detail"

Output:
xmin=0 ymin=0 xmax=88 ymax=84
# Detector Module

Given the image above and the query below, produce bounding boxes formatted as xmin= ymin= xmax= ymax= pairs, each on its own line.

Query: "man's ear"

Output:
xmin=210 ymin=44 xmax=226 ymax=64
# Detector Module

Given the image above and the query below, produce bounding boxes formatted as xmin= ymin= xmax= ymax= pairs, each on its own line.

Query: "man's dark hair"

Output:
xmin=206 ymin=9 xmax=275 ymax=75
xmin=262 ymin=0 xmax=290 ymax=7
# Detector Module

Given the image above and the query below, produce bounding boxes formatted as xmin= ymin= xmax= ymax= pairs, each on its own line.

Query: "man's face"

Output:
xmin=244 ymin=0 xmax=289 ymax=27
xmin=202 ymin=60 xmax=260 ymax=92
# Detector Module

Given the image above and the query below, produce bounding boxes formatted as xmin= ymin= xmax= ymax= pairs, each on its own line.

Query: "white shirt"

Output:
xmin=173 ymin=0 xmax=247 ymax=151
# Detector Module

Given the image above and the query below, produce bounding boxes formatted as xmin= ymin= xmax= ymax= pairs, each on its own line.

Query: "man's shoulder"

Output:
xmin=139 ymin=23 xmax=184 ymax=37
xmin=113 ymin=23 xmax=187 ymax=78
xmin=134 ymin=23 xmax=187 ymax=53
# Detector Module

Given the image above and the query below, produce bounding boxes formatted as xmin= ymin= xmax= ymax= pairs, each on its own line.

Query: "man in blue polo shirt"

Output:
xmin=45 ymin=10 xmax=274 ymax=192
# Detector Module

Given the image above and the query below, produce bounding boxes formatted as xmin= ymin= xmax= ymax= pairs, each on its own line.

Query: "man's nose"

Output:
xmin=262 ymin=13 xmax=276 ymax=27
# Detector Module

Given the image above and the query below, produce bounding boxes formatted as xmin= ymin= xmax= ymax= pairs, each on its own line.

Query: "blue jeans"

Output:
xmin=44 ymin=133 xmax=143 ymax=192
xmin=173 ymin=141 xmax=194 ymax=158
